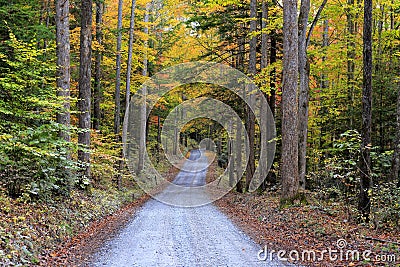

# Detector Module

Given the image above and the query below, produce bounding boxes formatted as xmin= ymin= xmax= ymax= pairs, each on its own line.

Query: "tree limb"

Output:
xmin=306 ymin=0 xmax=328 ymax=48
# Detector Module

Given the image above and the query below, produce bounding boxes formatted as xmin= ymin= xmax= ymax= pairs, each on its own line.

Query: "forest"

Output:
xmin=0 ymin=0 xmax=400 ymax=265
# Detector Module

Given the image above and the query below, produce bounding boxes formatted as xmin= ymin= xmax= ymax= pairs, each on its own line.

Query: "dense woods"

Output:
xmin=0 ymin=0 xmax=400 ymax=264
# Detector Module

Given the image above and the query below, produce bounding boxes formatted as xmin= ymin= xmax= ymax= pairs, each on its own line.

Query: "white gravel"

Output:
xmin=92 ymin=150 xmax=291 ymax=267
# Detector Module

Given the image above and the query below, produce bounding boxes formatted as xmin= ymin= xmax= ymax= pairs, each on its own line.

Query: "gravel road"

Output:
xmin=92 ymin=150 xmax=290 ymax=267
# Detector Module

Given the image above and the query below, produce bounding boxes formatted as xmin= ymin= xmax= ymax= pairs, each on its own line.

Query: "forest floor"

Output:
xmin=0 ymin=184 xmax=142 ymax=266
xmin=203 ymin=151 xmax=400 ymax=266
xmin=213 ymin=176 xmax=400 ymax=266
xmin=215 ymin=192 xmax=400 ymax=266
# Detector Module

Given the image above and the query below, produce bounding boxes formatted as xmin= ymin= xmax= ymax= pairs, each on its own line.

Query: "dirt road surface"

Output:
xmin=92 ymin=150 xmax=290 ymax=267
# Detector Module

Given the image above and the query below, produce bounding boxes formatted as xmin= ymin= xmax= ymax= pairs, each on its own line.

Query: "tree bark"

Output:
xmin=359 ymin=0 xmax=372 ymax=222
xmin=346 ymin=0 xmax=356 ymax=128
xmin=259 ymin=92 xmax=268 ymax=188
xmin=269 ymin=30 xmax=276 ymax=117
xmin=156 ymin=115 xmax=161 ymax=162
xmin=78 ymin=0 xmax=93 ymax=181
xmin=297 ymin=0 xmax=327 ymax=190
xmin=122 ymin=0 xmax=137 ymax=154
xmin=261 ymin=0 xmax=268 ymax=70
xmin=137 ymin=3 xmax=150 ymax=174
xmin=235 ymin=115 xmax=243 ymax=192
xmin=93 ymin=0 xmax=103 ymax=131
xmin=173 ymin=108 xmax=178 ymax=155
xmin=245 ymin=0 xmax=257 ymax=190
xmin=55 ymin=0 xmax=71 ymax=143
xmin=120 ymin=0 xmax=137 ymax=189
xmin=260 ymin=1 xmax=269 ymax=188
xmin=228 ymin=120 xmax=235 ymax=187
xmin=114 ymin=0 xmax=123 ymax=138
xmin=392 ymin=78 xmax=400 ymax=185
xmin=281 ymin=0 xmax=299 ymax=205
xmin=297 ymin=0 xmax=311 ymax=190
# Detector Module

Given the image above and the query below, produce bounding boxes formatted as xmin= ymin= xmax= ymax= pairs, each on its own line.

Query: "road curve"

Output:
xmin=92 ymin=150 xmax=289 ymax=267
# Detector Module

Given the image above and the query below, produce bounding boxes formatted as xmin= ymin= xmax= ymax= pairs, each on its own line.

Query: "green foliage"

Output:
xmin=0 ymin=32 xmax=57 ymax=125
xmin=371 ymin=148 xmax=393 ymax=181
xmin=310 ymin=129 xmax=400 ymax=229
xmin=0 ymin=0 xmax=52 ymax=44
xmin=0 ymin=123 xmax=77 ymax=199
xmin=311 ymin=130 xmax=361 ymax=194
xmin=370 ymin=182 xmax=400 ymax=229
xmin=0 ymin=32 xmax=76 ymax=198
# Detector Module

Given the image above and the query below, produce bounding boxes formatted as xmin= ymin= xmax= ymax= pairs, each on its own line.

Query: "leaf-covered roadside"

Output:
xmin=40 ymin=192 xmax=153 ymax=266
xmin=216 ymin=192 xmax=400 ymax=267
xmin=0 ymin=187 xmax=140 ymax=266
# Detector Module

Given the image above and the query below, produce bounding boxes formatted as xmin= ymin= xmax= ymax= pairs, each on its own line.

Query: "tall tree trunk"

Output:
xmin=78 ymin=0 xmax=93 ymax=181
xmin=259 ymin=93 xmax=268 ymax=189
xmin=121 ymin=0 xmax=137 ymax=189
xmin=114 ymin=0 xmax=123 ymax=138
xmin=137 ymin=3 xmax=150 ymax=174
xmin=297 ymin=0 xmax=327 ymax=190
xmin=123 ymin=0 xmax=137 ymax=128
xmin=236 ymin=116 xmax=243 ymax=192
xmin=269 ymin=30 xmax=276 ymax=117
xmin=392 ymin=78 xmax=400 ymax=185
xmin=55 ymin=0 xmax=71 ymax=143
xmin=346 ymin=0 xmax=356 ymax=128
xmin=268 ymin=0 xmax=277 ymax=117
xmin=173 ymin=108 xmax=178 ymax=155
xmin=281 ymin=0 xmax=299 ymax=205
xmin=375 ymin=6 xmax=384 ymax=153
xmin=235 ymin=16 xmax=245 ymax=193
xmin=260 ymin=1 xmax=269 ymax=188
xmin=245 ymin=0 xmax=257 ymax=191
xmin=263 ymin=1 xmax=276 ymax=189
xmin=359 ymin=0 xmax=372 ymax=222
xmin=93 ymin=0 xmax=103 ymax=130
xmin=261 ymin=0 xmax=268 ymax=70
xmin=297 ymin=0 xmax=311 ymax=190
xmin=228 ymin=120 xmax=235 ymax=187
xmin=156 ymin=115 xmax=161 ymax=162
xmin=122 ymin=0 xmax=137 ymax=149
xmin=238 ymin=38 xmax=245 ymax=72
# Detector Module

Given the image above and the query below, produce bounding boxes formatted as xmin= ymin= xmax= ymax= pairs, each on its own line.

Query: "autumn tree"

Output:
xmin=120 ymin=0 xmax=137 ymax=187
xmin=114 ymin=0 xmax=123 ymax=138
xmin=358 ymin=0 xmax=373 ymax=221
xmin=93 ymin=0 xmax=104 ymax=130
xmin=137 ymin=2 xmax=150 ymax=174
xmin=78 ymin=0 xmax=93 ymax=181
xmin=392 ymin=79 xmax=400 ymax=186
xmin=55 ymin=0 xmax=70 ymax=142
xmin=298 ymin=0 xmax=327 ymax=189
xmin=245 ymin=0 xmax=257 ymax=190
xmin=281 ymin=0 xmax=300 ymax=205
xmin=297 ymin=0 xmax=310 ymax=189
